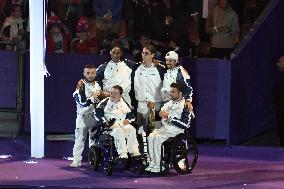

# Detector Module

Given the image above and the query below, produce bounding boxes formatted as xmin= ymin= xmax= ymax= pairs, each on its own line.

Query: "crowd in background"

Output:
xmin=0 ymin=0 xmax=270 ymax=60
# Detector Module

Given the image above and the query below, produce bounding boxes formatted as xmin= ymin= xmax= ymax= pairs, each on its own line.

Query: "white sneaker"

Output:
xmin=119 ymin=153 xmax=128 ymax=159
xmin=132 ymin=151 xmax=141 ymax=157
xmin=145 ymin=166 xmax=152 ymax=172
xmin=70 ymin=160 xmax=81 ymax=168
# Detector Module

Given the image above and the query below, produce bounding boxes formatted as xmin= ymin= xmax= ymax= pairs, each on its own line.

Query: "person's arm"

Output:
xmin=124 ymin=101 xmax=135 ymax=124
xmin=95 ymin=63 xmax=107 ymax=90
xmin=170 ymin=107 xmax=192 ymax=129
xmin=231 ymin=12 xmax=240 ymax=45
xmin=177 ymin=68 xmax=193 ymax=102
xmin=73 ymin=80 xmax=93 ymax=107
xmin=93 ymin=98 xmax=108 ymax=125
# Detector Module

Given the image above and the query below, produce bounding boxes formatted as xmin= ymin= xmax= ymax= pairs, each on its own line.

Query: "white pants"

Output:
xmin=72 ymin=106 xmax=95 ymax=162
xmin=147 ymin=127 xmax=183 ymax=170
xmin=110 ymin=124 xmax=140 ymax=157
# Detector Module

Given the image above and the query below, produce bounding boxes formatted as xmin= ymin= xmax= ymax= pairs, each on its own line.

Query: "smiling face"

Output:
xmin=165 ymin=58 xmax=177 ymax=69
xmin=110 ymin=87 xmax=122 ymax=103
xmin=110 ymin=47 xmax=122 ymax=63
xmin=83 ymin=68 xmax=96 ymax=83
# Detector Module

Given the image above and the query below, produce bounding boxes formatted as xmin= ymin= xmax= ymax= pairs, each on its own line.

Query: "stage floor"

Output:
xmin=0 ymin=137 xmax=284 ymax=189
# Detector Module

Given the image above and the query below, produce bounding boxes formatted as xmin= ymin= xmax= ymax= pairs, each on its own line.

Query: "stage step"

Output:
xmin=46 ymin=134 xmax=75 ymax=141
xmin=0 ymin=111 xmax=20 ymax=137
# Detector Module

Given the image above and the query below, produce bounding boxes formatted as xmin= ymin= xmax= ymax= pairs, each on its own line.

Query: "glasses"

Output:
xmin=110 ymin=91 xmax=120 ymax=96
xmin=142 ymin=51 xmax=151 ymax=56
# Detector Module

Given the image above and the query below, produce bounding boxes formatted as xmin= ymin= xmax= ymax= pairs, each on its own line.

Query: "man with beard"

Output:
xmin=146 ymin=83 xmax=193 ymax=173
xmin=70 ymin=64 xmax=101 ymax=168
xmin=161 ymin=51 xmax=193 ymax=111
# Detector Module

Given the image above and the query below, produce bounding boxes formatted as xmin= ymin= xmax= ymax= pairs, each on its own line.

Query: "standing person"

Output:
xmin=70 ymin=64 xmax=101 ymax=168
xmin=94 ymin=85 xmax=140 ymax=159
xmin=46 ymin=15 xmax=71 ymax=53
xmin=96 ymin=41 xmax=133 ymax=104
xmin=132 ymin=43 xmax=166 ymax=133
xmin=206 ymin=0 xmax=239 ymax=59
xmin=146 ymin=83 xmax=193 ymax=173
xmin=161 ymin=51 xmax=193 ymax=111
xmin=0 ymin=5 xmax=25 ymax=50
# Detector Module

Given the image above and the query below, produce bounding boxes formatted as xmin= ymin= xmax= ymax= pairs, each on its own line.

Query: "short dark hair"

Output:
xmin=143 ymin=43 xmax=156 ymax=55
xmin=170 ymin=83 xmax=184 ymax=93
xmin=111 ymin=39 xmax=124 ymax=52
xmin=84 ymin=64 xmax=96 ymax=69
xmin=112 ymin=85 xmax=123 ymax=95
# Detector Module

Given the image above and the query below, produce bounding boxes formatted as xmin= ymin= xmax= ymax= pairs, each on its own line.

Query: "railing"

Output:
xmin=0 ymin=38 xmax=27 ymax=135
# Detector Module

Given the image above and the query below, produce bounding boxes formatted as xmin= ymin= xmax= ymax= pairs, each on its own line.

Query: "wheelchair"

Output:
xmin=142 ymin=106 xmax=198 ymax=176
xmin=159 ymin=129 xmax=198 ymax=175
xmin=88 ymin=119 xmax=143 ymax=176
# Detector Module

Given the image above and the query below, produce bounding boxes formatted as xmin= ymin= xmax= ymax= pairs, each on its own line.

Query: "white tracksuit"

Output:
xmin=96 ymin=60 xmax=132 ymax=104
xmin=147 ymin=99 xmax=192 ymax=172
xmin=94 ymin=97 xmax=140 ymax=157
xmin=161 ymin=65 xmax=193 ymax=102
xmin=72 ymin=80 xmax=101 ymax=163
xmin=134 ymin=63 xmax=164 ymax=132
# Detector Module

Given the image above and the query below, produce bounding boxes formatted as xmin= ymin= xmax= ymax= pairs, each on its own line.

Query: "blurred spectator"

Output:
xmin=122 ymin=0 xmax=152 ymax=40
xmin=46 ymin=15 xmax=71 ymax=53
xmin=152 ymin=0 xmax=185 ymax=44
xmin=206 ymin=0 xmax=239 ymax=59
xmin=71 ymin=16 xmax=98 ymax=54
xmin=132 ymin=32 xmax=152 ymax=62
xmin=100 ymin=32 xmax=119 ymax=55
xmin=0 ymin=4 xmax=26 ymax=50
xmin=93 ymin=0 xmax=124 ymax=36
xmin=48 ymin=0 xmax=86 ymax=39
xmin=0 ymin=0 xmax=7 ymax=29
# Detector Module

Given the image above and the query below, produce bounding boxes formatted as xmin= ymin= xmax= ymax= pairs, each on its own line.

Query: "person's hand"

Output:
xmin=147 ymin=101 xmax=156 ymax=109
xmin=123 ymin=120 xmax=130 ymax=125
xmin=159 ymin=111 xmax=169 ymax=119
xmin=101 ymin=91 xmax=110 ymax=98
xmin=76 ymin=80 xmax=84 ymax=90
xmin=218 ymin=25 xmax=231 ymax=33
xmin=185 ymin=101 xmax=193 ymax=111
xmin=110 ymin=124 xmax=118 ymax=129
xmin=165 ymin=16 xmax=173 ymax=26
xmin=93 ymin=90 xmax=100 ymax=101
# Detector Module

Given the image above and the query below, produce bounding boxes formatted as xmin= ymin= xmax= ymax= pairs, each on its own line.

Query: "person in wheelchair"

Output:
xmin=94 ymin=85 xmax=141 ymax=159
xmin=146 ymin=83 xmax=193 ymax=173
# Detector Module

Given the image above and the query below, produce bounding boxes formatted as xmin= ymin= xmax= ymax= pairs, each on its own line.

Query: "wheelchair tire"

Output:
xmin=104 ymin=161 xmax=113 ymax=176
xmin=88 ymin=146 xmax=100 ymax=170
xmin=172 ymin=134 xmax=198 ymax=175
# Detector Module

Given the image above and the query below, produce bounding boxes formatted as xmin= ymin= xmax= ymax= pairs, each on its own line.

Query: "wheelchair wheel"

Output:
xmin=104 ymin=161 xmax=113 ymax=176
xmin=88 ymin=146 xmax=100 ymax=170
xmin=172 ymin=134 xmax=198 ymax=174
xmin=160 ymin=162 xmax=169 ymax=176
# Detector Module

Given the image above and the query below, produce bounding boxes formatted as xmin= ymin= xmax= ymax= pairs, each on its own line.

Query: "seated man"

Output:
xmin=94 ymin=85 xmax=140 ymax=159
xmin=146 ymin=83 xmax=193 ymax=173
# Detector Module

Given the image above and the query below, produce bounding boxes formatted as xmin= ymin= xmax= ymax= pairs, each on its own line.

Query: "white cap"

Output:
xmin=165 ymin=51 xmax=178 ymax=60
